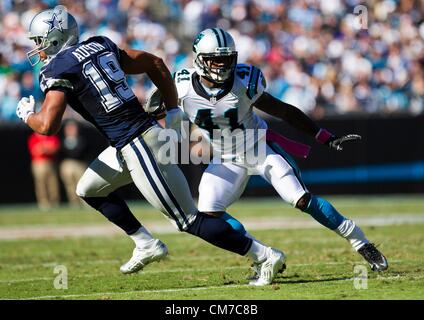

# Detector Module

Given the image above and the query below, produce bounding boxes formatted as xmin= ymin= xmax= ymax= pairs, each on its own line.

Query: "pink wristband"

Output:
xmin=315 ymin=129 xmax=333 ymax=144
xmin=266 ymin=129 xmax=311 ymax=159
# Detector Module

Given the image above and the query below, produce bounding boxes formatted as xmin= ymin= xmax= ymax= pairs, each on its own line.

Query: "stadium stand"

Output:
xmin=0 ymin=0 xmax=423 ymax=122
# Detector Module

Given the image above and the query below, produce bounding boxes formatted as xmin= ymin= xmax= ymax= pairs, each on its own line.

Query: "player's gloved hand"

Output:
xmin=144 ymin=88 xmax=166 ymax=120
xmin=16 ymin=95 xmax=35 ymax=123
xmin=315 ymin=129 xmax=361 ymax=151
xmin=325 ymin=134 xmax=361 ymax=151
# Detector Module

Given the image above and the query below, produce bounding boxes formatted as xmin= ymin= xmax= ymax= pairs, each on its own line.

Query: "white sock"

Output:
xmin=245 ymin=232 xmax=265 ymax=245
xmin=335 ymin=219 xmax=369 ymax=251
xmin=130 ymin=226 xmax=155 ymax=248
xmin=246 ymin=239 xmax=268 ymax=263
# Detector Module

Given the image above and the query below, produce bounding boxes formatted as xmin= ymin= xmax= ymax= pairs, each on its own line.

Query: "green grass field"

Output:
xmin=1 ymin=195 xmax=423 ymax=300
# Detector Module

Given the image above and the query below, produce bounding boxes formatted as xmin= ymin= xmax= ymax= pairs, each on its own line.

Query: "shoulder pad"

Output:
xmin=39 ymin=57 xmax=74 ymax=93
xmin=235 ymin=64 xmax=266 ymax=102
xmin=174 ymin=68 xmax=195 ymax=99
xmin=85 ymin=36 xmax=120 ymax=59
xmin=86 ymin=36 xmax=111 ymax=46
xmin=41 ymin=51 xmax=79 ymax=74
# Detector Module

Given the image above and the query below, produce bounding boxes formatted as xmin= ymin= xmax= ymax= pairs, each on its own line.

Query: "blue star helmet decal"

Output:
xmin=43 ymin=13 xmax=63 ymax=33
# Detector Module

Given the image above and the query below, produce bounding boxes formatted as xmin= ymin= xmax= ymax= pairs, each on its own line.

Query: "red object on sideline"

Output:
xmin=28 ymin=133 xmax=61 ymax=162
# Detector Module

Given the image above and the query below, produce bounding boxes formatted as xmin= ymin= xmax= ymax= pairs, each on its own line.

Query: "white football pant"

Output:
xmin=198 ymin=143 xmax=308 ymax=212
xmin=76 ymin=125 xmax=197 ymax=231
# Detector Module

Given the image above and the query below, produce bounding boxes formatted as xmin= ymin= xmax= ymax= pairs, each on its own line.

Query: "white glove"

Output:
xmin=144 ymin=88 xmax=166 ymax=119
xmin=17 ymin=95 xmax=35 ymax=123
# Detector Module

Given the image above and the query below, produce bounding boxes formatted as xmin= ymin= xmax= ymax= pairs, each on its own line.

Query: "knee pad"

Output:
xmin=75 ymin=175 xmax=89 ymax=197
xmin=76 ymin=168 xmax=109 ymax=198
xmin=75 ymin=172 xmax=96 ymax=197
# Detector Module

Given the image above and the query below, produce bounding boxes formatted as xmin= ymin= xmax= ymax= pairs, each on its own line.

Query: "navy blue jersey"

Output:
xmin=39 ymin=36 xmax=155 ymax=149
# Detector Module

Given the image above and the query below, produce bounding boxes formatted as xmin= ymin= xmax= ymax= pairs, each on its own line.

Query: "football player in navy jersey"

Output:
xmin=17 ymin=8 xmax=284 ymax=286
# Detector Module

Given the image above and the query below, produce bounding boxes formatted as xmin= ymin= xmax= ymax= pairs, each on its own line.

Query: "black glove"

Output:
xmin=325 ymin=134 xmax=361 ymax=151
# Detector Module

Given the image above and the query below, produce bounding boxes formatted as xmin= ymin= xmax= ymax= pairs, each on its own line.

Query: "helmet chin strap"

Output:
xmin=201 ymin=72 xmax=233 ymax=87
xmin=201 ymin=75 xmax=222 ymax=87
xmin=205 ymin=67 xmax=234 ymax=85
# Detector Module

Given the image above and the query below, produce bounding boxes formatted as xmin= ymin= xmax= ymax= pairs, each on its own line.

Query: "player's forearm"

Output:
xmin=26 ymin=92 xmax=67 ymax=135
xmin=254 ymin=92 xmax=320 ymax=138
xmin=26 ymin=113 xmax=47 ymax=134
xmin=276 ymin=101 xmax=320 ymax=137
xmin=146 ymin=58 xmax=178 ymax=109
xmin=27 ymin=113 xmax=61 ymax=136
xmin=121 ymin=49 xmax=178 ymax=108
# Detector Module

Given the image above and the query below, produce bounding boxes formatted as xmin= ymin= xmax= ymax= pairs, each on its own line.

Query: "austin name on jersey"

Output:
xmin=71 ymin=42 xmax=107 ymax=62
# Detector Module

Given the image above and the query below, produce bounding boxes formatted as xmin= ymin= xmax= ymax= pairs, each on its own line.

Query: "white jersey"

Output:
xmin=171 ymin=65 xmax=308 ymax=211
xmin=174 ymin=64 xmax=268 ymax=159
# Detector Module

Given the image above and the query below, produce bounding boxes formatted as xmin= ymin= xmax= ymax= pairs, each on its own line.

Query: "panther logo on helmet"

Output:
xmin=192 ymin=28 xmax=238 ymax=84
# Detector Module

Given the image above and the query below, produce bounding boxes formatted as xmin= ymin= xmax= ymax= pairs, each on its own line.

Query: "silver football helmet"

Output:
xmin=193 ymin=28 xmax=237 ymax=84
xmin=27 ymin=7 xmax=79 ymax=66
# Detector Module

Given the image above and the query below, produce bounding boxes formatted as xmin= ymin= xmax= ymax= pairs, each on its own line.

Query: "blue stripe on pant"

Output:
xmin=130 ymin=140 xmax=184 ymax=230
xmin=137 ymin=137 xmax=190 ymax=227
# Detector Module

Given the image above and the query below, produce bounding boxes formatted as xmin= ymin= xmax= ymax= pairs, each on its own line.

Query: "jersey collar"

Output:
xmin=192 ymin=72 xmax=234 ymax=103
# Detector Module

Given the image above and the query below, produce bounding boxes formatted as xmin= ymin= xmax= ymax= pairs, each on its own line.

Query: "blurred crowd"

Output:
xmin=0 ymin=0 xmax=423 ymax=121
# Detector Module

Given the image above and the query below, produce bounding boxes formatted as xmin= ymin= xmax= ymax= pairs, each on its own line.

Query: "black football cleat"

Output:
xmin=357 ymin=243 xmax=388 ymax=272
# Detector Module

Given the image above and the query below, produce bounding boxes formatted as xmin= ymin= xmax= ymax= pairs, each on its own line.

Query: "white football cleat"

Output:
xmin=120 ymin=239 xmax=168 ymax=274
xmin=249 ymin=247 xmax=286 ymax=286
xmin=248 ymin=260 xmax=286 ymax=281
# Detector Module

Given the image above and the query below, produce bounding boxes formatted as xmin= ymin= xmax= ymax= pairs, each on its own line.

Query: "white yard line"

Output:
xmin=0 ymin=259 xmax=408 ymax=284
xmin=0 ymin=266 xmax=244 ymax=284
xmin=1 ymin=214 xmax=424 ymax=240
xmin=22 ymin=284 xmax=251 ymax=300
xmin=17 ymin=274 xmax=424 ymax=300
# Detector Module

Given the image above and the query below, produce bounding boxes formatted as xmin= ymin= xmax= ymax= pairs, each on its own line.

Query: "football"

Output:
xmin=144 ymin=88 xmax=166 ymax=120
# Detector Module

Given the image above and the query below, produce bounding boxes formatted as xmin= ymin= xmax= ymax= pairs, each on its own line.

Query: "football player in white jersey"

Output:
xmin=159 ymin=28 xmax=389 ymax=274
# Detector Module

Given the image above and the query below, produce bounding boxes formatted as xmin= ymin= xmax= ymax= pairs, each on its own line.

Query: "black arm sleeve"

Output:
xmin=254 ymin=92 xmax=320 ymax=138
